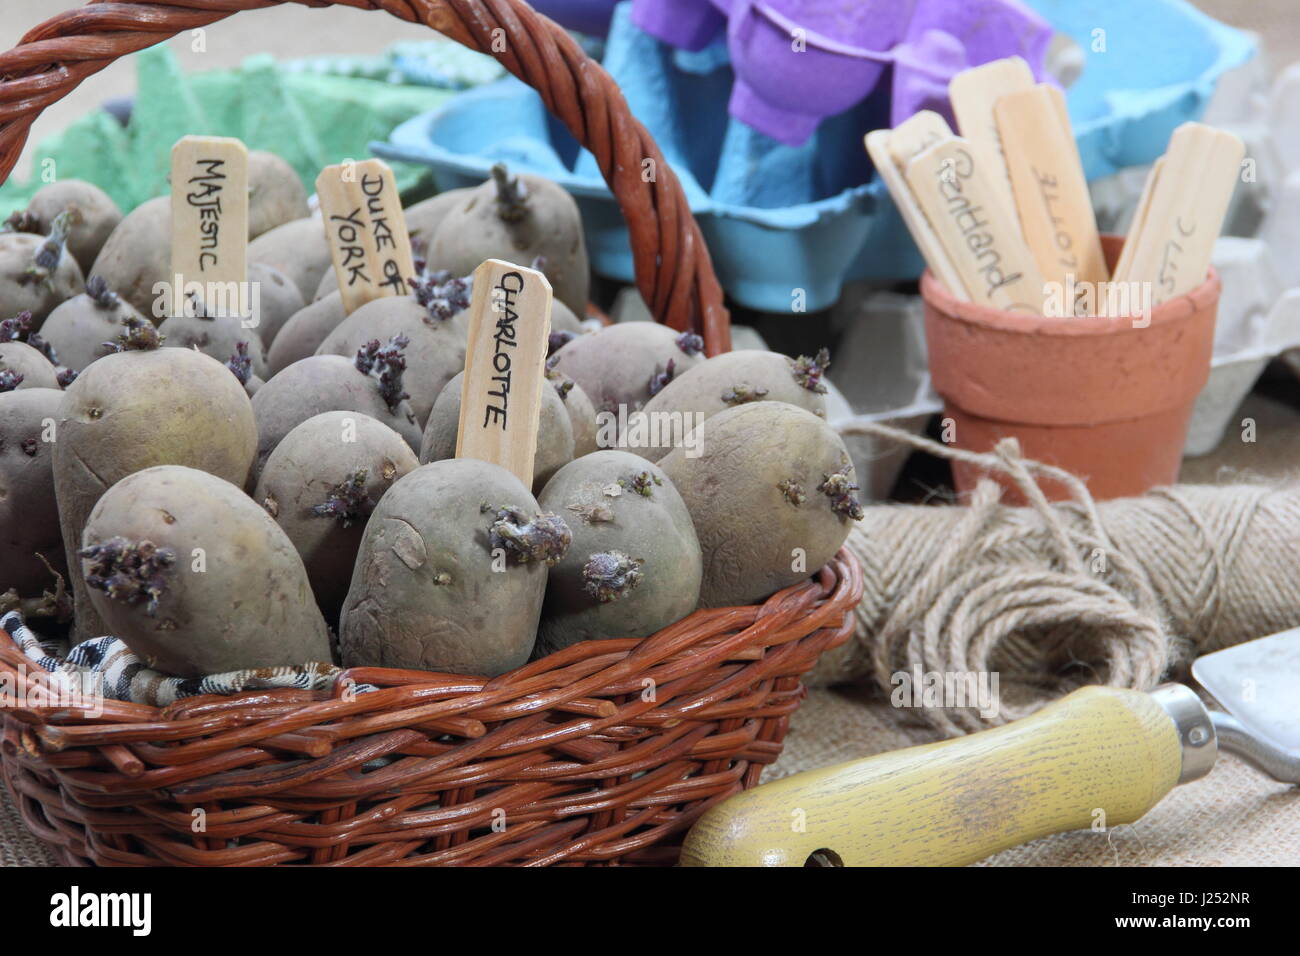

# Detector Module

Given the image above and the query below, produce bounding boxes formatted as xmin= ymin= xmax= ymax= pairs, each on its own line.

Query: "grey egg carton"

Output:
xmin=1091 ymin=34 xmax=1300 ymax=458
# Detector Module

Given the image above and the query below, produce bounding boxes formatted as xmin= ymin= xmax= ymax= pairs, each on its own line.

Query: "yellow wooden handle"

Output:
xmin=679 ymin=685 xmax=1183 ymax=866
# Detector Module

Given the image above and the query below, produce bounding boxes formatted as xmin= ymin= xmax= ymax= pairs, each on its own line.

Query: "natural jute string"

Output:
xmin=815 ymin=421 xmax=1300 ymax=735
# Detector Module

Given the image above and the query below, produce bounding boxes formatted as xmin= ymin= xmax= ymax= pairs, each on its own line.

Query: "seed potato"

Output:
xmin=339 ymin=458 xmax=571 ymax=676
xmin=248 ymin=215 xmax=331 ymax=300
xmin=266 ymin=290 xmax=345 ymax=375
xmin=536 ymin=451 xmax=701 ymax=653
xmin=0 ymin=231 xmax=84 ymax=327
xmin=628 ymin=348 xmax=831 ymax=459
xmin=315 ymin=293 xmax=467 ymax=426
xmin=403 ymin=188 xmax=473 ymax=252
xmin=254 ymin=411 xmax=418 ymax=625
xmin=54 ymin=346 xmax=258 ymax=640
xmin=80 ymin=465 xmax=333 ymax=676
xmin=553 ymin=374 xmax=599 ymax=457
xmin=0 ymin=342 xmax=59 ymax=390
xmin=248 ymin=262 xmax=305 ymax=348
xmin=659 ymin=402 xmax=863 ymax=607
xmin=0 ymin=388 xmax=65 ymax=595
xmin=88 ymin=196 xmax=170 ymax=320
xmin=250 ymin=353 xmax=421 ymax=480
xmin=38 ymin=276 xmax=143 ymax=373
xmin=247 ymin=151 xmax=310 ymax=240
xmin=17 ymin=180 xmax=123 ymax=274
xmin=548 ymin=321 xmax=705 ymax=416
xmin=428 ymin=165 xmax=590 ymax=317
xmin=158 ymin=312 xmax=270 ymax=381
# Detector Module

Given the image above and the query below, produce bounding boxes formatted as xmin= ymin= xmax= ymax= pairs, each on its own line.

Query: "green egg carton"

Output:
xmin=0 ymin=39 xmax=504 ymax=219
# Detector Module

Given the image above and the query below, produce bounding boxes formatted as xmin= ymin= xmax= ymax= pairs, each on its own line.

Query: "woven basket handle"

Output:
xmin=0 ymin=0 xmax=731 ymax=353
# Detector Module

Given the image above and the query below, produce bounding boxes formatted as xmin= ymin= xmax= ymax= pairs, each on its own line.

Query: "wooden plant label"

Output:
xmin=1119 ymin=123 xmax=1245 ymax=307
xmin=886 ymin=110 xmax=953 ymax=168
xmin=315 ymin=159 xmax=417 ymax=314
xmin=1110 ymin=157 xmax=1165 ymax=286
xmin=455 ymin=259 xmax=553 ymax=487
xmin=866 ymin=128 xmax=969 ymax=301
xmin=169 ymin=135 xmax=249 ymax=319
xmin=905 ymin=136 xmax=1046 ymax=314
xmin=994 ymin=84 xmax=1109 ymax=300
xmin=949 ymin=57 xmax=1035 ymax=219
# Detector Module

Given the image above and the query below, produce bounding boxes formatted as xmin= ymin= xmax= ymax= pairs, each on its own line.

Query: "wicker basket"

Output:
xmin=0 ymin=0 xmax=864 ymax=866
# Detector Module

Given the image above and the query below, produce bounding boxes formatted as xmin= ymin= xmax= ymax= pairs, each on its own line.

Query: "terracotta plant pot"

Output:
xmin=921 ymin=235 xmax=1220 ymax=502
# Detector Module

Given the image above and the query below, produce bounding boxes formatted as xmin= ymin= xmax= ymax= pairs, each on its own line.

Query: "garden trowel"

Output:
xmin=680 ymin=628 xmax=1300 ymax=866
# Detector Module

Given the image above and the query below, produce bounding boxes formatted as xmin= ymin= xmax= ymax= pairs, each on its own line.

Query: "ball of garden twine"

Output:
xmin=817 ymin=420 xmax=1300 ymax=736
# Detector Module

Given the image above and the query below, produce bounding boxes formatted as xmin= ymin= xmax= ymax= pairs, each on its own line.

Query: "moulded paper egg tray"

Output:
xmin=373 ymin=0 xmax=1254 ymax=312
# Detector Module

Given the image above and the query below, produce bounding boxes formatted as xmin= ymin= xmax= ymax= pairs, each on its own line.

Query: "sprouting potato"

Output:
xmin=38 ymin=276 xmax=144 ymax=373
xmin=339 ymin=458 xmax=571 ymax=676
xmin=548 ymin=320 xmax=705 ymax=417
xmin=158 ymin=310 xmax=269 ymax=381
xmin=314 ymin=273 xmax=470 ymax=426
xmin=88 ymin=196 xmax=170 ymax=320
xmin=659 ymin=402 xmax=863 ymax=607
xmin=8 ymin=179 xmax=123 ymax=274
xmin=535 ymin=451 xmax=701 ymax=653
xmin=266 ymin=290 xmax=346 ymax=376
xmin=250 ymin=342 xmax=422 ymax=481
xmin=403 ymin=187 xmax=472 ymax=253
xmin=54 ymin=333 xmax=257 ymax=641
xmin=80 ymin=465 xmax=333 ymax=675
xmin=627 ymin=348 xmax=831 ymax=459
xmin=248 ymin=262 xmax=305 ymax=348
xmin=247 ymin=150 xmax=310 ymax=240
xmin=254 ymin=410 xmax=418 ymax=626
xmin=0 ymin=224 xmax=84 ymax=327
xmin=549 ymin=371 xmax=599 ymax=457
xmin=249 ymin=214 xmax=331 ymax=300
xmin=428 ymin=164 xmax=590 ymax=317
xmin=0 ymin=341 xmax=59 ymax=391
xmin=0 ymin=387 xmax=65 ymax=595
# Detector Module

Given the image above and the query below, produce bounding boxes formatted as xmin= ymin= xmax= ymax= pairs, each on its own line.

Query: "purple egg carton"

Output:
xmin=634 ymin=0 xmax=1052 ymax=145
xmin=374 ymin=1 xmax=1254 ymax=312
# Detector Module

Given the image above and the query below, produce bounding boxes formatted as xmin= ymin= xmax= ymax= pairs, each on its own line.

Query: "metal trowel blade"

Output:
xmin=1192 ymin=627 xmax=1300 ymax=751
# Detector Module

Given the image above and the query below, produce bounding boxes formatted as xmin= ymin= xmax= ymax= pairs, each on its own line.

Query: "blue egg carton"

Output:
xmin=372 ymin=0 xmax=1253 ymax=312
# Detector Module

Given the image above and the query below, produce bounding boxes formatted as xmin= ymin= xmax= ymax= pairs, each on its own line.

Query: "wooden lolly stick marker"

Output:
xmin=866 ymin=129 xmax=969 ymax=300
xmin=1121 ymin=123 xmax=1245 ymax=307
xmin=1110 ymin=157 xmax=1164 ymax=286
xmin=316 ymin=159 xmax=417 ymax=315
xmin=886 ymin=110 xmax=953 ymax=168
xmin=455 ymin=259 xmax=553 ymax=488
xmin=170 ymin=135 xmax=249 ymax=320
xmin=905 ymin=136 xmax=1046 ymax=314
xmin=994 ymin=83 xmax=1109 ymax=301
xmin=949 ymin=56 xmax=1035 ymax=223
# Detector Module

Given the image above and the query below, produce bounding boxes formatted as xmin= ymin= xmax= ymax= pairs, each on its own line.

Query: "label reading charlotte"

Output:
xmin=483 ymin=271 xmax=524 ymax=429
xmin=455 ymin=259 xmax=553 ymax=489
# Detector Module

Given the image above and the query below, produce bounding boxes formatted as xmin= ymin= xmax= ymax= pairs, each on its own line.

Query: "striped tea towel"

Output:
xmin=1 ymin=611 xmax=365 ymax=707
